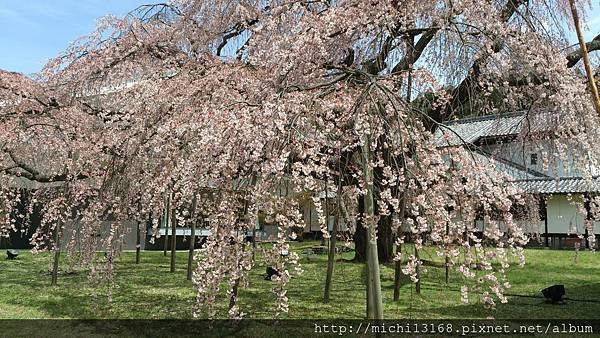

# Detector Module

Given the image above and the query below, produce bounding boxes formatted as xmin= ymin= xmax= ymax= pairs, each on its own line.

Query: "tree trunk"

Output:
xmin=229 ymin=244 xmax=245 ymax=313
xmin=187 ymin=196 xmax=198 ymax=281
xmin=230 ymin=194 xmax=252 ymax=311
xmin=135 ymin=221 xmax=141 ymax=264
xmin=353 ymin=158 xmax=394 ymax=263
xmin=362 ymin=139 xmax=383 ymax=319
xmin=229 ymin=245 xmax=244 ymax=312
xmin=51 ymin=223 xmax=61 ymax=286
xmin=376 ymin=214 xmax=394 ymax=263
xmin=353 ymin=196 xmax=367 ymax=262
xmin=229 ymin=280 xmax=240 ymax=311
xmin=353 ymin=212 xmax=393 ymax=263
xmin=170 ymin=208 xmax=177 ymax=273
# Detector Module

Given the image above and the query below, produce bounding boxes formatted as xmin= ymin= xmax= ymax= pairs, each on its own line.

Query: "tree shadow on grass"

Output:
xmin=406 ymin=283 xmax=600 ymax=320
xmin=0 ymin=252 xmax=199 ymax=319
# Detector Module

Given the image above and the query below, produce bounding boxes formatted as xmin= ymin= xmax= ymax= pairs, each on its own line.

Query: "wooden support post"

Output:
xmin=445 ymin=222 xmax=449 ymax=284
xmin=187 ymin=196 xmax=198 ymax=281
xmin=393 ymin=242 xmax=402 ymax=301
xmin=544 ymin=197 xmax=549 ymax=248
xmin=569 ymin=0 xmax=600 ymax=115
xmin=362 ymin=137 xmax=383 ymax=319
xmin=51 ymin=223 xmax=61 ymax=286
xmin=163 ymin=197 xmax=170 ymax=257
xmin=324 ymin=175 xmax=340 ymax=303
xmin=170 ymin=209 xmax=177 ymax=273
xmin=414 ymin=244 xmax=421 ymax=294
xmin=136 ymin=221 xmax=141 ymax=264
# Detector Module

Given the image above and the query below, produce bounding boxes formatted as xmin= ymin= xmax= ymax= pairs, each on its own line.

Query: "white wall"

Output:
xmin=482 ymin=140 xmax=600 ymax=178
xmin=546 ymin=194 xmax=600 ymax=234
xmin=474 ymin=195 xmax=600 ymax=235
xmin=302 ymin=201 xmax=349 ymax=232
xmin=475 ymin=219 xmax=544 ymax=234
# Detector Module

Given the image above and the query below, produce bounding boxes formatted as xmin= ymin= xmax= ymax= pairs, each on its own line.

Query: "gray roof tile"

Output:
xmin=435 ymin=112 xmax=525 ymax=147
xmin=437 ymin=112 xmax=600 ymax=193
xmin=513 ymin=177 xmax=600 ymax=194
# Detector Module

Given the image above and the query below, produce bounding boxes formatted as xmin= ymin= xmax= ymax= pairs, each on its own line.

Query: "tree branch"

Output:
xmin=216 ymin=19 xmax=259 ymax=57
xmin=567 ymin=33 xmax=600 ymax=68
xmin=449 ymin=0 xmax=528 ymax=112
xmin=4 ymin=149 xmax=88 ymax=183
xmin=390 ymin=27 xmax=439 ymax=74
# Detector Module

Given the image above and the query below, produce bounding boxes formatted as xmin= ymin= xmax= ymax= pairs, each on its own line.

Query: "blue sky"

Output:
xmin=0 ymin=1 xmax=148 ymax=75
xmin=0 ymin=1 xmax=599 ymax=75
xmin=577 ymin=2 xmax=600 ymax=42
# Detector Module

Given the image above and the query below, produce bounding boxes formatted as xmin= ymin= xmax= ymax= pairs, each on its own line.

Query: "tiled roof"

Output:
xmin=436 ymin=112 xmax=600 ymax=194
xmin=435 ymin=112 xmax=525 ymax=147
xmin=513 ymin=177 xmax=600 ymax=194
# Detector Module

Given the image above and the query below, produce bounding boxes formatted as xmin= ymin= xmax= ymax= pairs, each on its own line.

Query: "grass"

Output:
xmin=1 ymin=241 xmax=600 ymax=321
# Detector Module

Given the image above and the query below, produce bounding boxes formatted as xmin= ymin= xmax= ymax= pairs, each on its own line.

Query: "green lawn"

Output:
xmin=1 ymin=242 xmax=600 ymax=320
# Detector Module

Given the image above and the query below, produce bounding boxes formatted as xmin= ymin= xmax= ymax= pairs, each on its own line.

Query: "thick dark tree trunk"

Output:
xmin=376 ymin=214 xmax=394 ymax=264
xmin=353 ymin=196 xmax=367 ymax=262
xmin=229 ymin=237 xmax=245 ymax=312
xmin=229 ymin=280 xmax=240 ymax=311
xmin=353 ymin=199 xmax=394 ymax=263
